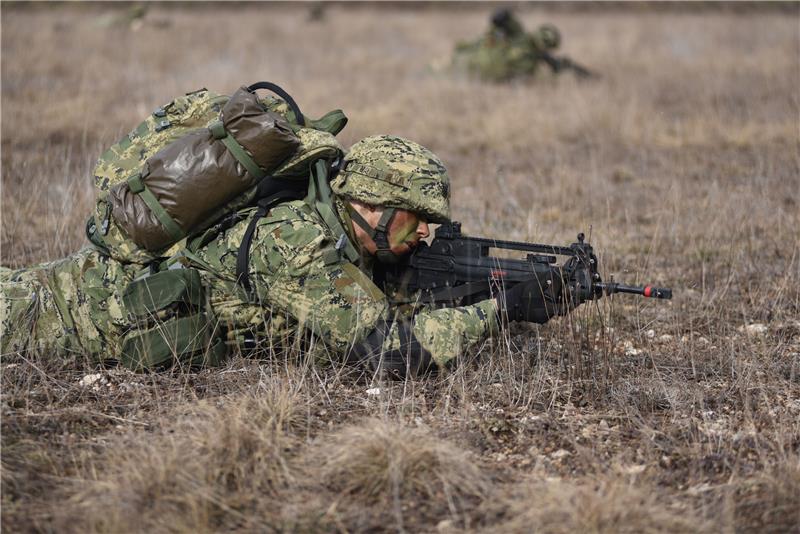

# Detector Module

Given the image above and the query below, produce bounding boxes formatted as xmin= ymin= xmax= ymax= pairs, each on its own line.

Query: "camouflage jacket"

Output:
xmin=1 ymin=199 xmax=499 ymax=375
xmin=453 ymin=26 xmax=557 ymax=82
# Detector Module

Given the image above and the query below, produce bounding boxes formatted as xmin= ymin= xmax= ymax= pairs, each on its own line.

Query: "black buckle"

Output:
xmin=242 ymin=334 xmax=257 ymax=351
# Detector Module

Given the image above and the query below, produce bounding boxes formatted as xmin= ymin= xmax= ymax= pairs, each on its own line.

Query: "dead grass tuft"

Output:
xmin=60 ymin=383 xmax=307 ymax=532
xmin=493 ymin=476 xmax=712 ymax=534
xmin=734 ymin=461 xmax=800 ymax=533
xmin=307 ymin=418 xmax=491 ymax=529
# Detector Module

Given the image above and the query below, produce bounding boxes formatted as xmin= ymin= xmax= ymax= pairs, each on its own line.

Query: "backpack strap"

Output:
xmin=306 ymin=160 xmax=360 ymax=264
xmin=235 ymin=189 xmax=307 ymax=295
xmin=235 ymin=160 xmax=361 ymax=297
xmin=247 ymin=81 xmax=306 ymax=127
xmin=208 ymin=120 xmax=266 ymax=180
xmin=127 ymin=173 xmax=185 ymax=242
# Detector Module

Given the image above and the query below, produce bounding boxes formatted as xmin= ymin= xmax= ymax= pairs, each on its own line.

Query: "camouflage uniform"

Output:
xmin=1 ymin=136 xmax=498 ymax=376
xmin=1 ymin=250 xmax=137 ymax=360
xmin=452 ymin=10 xmax=562 ymax=82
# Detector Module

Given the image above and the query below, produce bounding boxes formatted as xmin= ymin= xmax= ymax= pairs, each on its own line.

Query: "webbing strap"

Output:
xmin=348 ymin=207 xmax=377 ymax=239
xmin=348 ymin=205 xmax=395 ymax=253
xmin=308 ymin=160 xmax=360 ymax=263
xmin=310 ymin=109 xmax=348 ymax=135
xmin=45 ymin=270 xmax=82 ymax=352
xmin=208 ymin=120 xmax=265 ymax=180
xmin=375 ymin=208 xmax=395 ymax=233
xmin=236 ymin=190 xmax=306 ymax=295
xmin=165 ymin=248 xmax=230 ymax=282
xmin=127 ymin=174 xmax=185 ymax=242
xmin=342 ymin=162 xmax=408 ymax=188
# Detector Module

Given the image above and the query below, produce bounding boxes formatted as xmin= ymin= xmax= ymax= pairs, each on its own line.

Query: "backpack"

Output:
xmin=86 ymin=81 xmax=348 ymax=265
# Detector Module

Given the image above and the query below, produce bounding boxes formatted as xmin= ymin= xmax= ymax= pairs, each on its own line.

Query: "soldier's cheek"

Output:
xmin=387 ymin=225 xmax=418 ymax=249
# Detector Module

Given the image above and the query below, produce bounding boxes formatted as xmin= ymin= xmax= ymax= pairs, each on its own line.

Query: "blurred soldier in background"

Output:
xmin=1 ymin=135 xmax=563 ymax=378
xmin=453 ymin=8 xmax=595 ymax=82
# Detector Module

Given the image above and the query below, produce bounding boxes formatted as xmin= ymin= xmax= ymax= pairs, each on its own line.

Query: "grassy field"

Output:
xmin=2 ymin=3 xmax=799 ymax=532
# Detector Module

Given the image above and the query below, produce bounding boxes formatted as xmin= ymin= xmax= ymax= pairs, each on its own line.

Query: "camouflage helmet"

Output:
xmin=332 ymin=135 xmax=451 ymax=223
xmin=538 ymin=23 xmax=561 ymax=49
xmin=490 ymin=8 xmax=524 ymax=38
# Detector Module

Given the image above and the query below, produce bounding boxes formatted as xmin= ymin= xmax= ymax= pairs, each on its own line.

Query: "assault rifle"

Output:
xmin=539 ymin=51 xmax=598 ymax=79
xmin=376 ymin=222 xmax=671 ymax=310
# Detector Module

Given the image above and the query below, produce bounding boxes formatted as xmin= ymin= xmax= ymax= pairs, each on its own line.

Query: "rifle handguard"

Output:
xmin=500 ymin=278 xmax=562 ymax=324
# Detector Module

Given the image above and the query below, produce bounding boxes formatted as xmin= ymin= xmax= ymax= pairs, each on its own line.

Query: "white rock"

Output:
xmin=738 ymin=323 xmax=767 ymax=335
xmin=623 ymin=341 xmax=643 ymax=356
xmin=551 ymin=449 xmax=571 ymax=459
xmin=687 ymin=483 xmax=714 ymax=495
xmin=645 ymin=329 xmax=656 ymax=339
xmin=622 ymin=464 xmax=647 ymax=475
xmin=365 ymin=387 xmax=381 ymax=396
xmin=79 ymin=373 xmax=103 ymax=387
xmin=436 ymin=519 xmax=454 ymax=532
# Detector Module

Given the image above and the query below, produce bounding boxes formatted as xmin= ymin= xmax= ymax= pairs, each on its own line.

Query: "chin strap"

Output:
xmin=347 ymin=205 xmax=402 ymax=264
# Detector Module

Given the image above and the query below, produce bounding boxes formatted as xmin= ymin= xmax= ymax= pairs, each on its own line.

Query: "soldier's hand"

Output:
xmin=499 ymin=276 xmax=565 ymax=324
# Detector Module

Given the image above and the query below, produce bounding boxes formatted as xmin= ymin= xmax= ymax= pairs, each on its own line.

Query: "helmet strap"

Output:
xmin=348 ymin=205 xmax=401 ymax=264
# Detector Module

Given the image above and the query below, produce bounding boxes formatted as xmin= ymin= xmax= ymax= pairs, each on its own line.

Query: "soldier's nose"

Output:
xmin=417 ymin=221 xmax=430 ymax=238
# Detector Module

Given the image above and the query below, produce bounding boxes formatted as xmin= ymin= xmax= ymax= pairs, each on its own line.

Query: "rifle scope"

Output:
xmin=596 ymin=282 xmax=672 ymax=300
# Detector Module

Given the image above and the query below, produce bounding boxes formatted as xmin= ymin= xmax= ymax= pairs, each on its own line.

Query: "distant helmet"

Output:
xmin=491 ymin=8 xmax=513 ymax=29
xmin=332 ymin=135 xmax=451 ymax=224
xmin=538 ymin=23 xmax=561 ymax=49
xmin=490 ymin=8 xmax=524 ymax=39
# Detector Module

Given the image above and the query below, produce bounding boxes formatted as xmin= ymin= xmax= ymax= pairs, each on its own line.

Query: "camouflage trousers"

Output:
xmin=1 ymin=248 xmax=136 ymax=360
xmin=0 ymin=247 xmax=315 ymax=367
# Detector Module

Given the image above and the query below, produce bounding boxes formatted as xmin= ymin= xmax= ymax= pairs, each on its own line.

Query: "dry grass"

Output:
xmin=487 ymin=476 xmax=713 ymax=533
xmin=307 ymin=419 xmax=490 ymax=530
xmin=2 ymin=3 xmax=799 ymax=533
xmin=60 ymin=380 xmax=308 ymax=532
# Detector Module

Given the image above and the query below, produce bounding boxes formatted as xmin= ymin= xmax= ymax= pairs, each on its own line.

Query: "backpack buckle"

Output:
xmin=208 ymin=121 xmax=227 ymax=140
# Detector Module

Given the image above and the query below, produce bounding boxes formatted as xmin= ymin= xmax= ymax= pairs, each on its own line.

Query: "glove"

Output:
xmin=499 ymin=275 xmax=565 ymax=324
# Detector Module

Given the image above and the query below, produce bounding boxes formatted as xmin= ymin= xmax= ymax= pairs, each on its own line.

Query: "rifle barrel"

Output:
xmin=596 ymin=282 xmax=672 ymax=300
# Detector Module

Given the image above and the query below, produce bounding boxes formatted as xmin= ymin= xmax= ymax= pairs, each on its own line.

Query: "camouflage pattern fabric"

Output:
xmin=89 ymin=88 xmax=345 ymax=264
xmin=452 ymin=13 xmax=562 ymax=82
xmin=332 ymin=135 xmax=451 ymax=224
xmin=272 ymin=127 xmax=343 ymax=178
xmin=1 ymin=249 xmax=137 ymax=359
xmin=2 ymin=200 xmax=498 ymax=370
xmin=92 ymin=89 xmax=230 ymax=264
xmin=192 ymin=199 xmax=498 ymax=368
